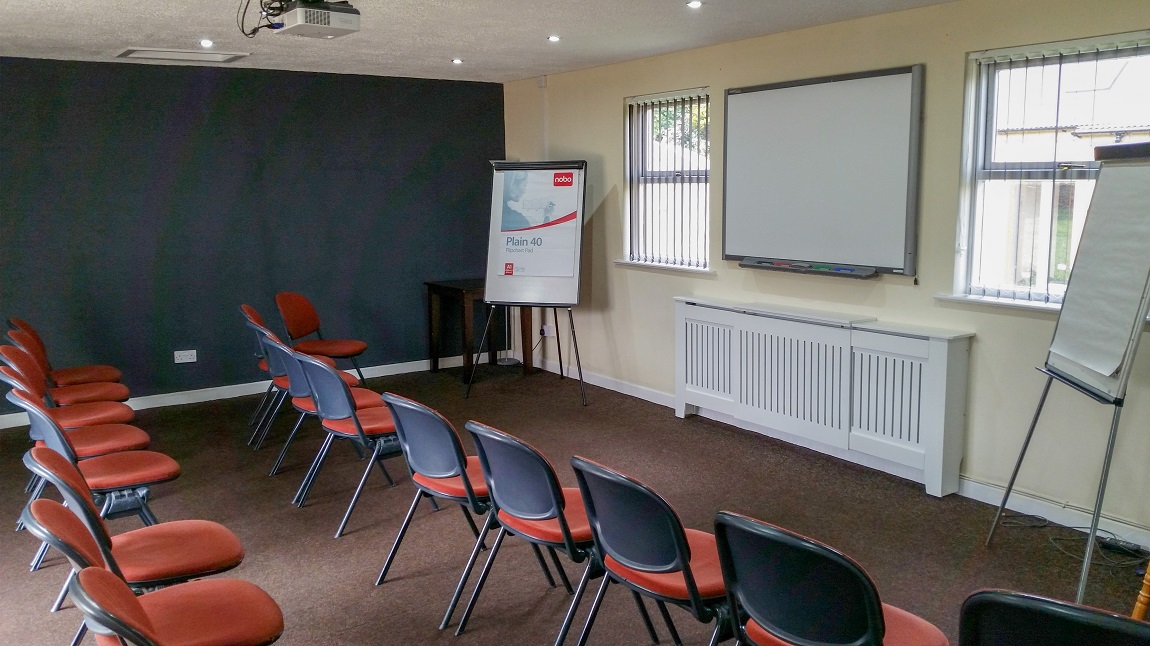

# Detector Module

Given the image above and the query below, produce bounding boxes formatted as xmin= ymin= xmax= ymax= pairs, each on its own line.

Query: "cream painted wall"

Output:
xmin=504 ymin=0 xmax=1150 ymax=529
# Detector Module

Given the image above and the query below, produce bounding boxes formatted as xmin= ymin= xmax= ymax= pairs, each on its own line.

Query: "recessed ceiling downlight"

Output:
xmin=687 ymin=1 xmax=703 ymax=7
xmin=548 ymin=35 xmax=560 ymax=42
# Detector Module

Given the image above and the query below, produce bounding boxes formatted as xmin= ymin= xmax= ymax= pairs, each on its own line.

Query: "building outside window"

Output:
xmin=625 ymin=89 xmax=710 ymax=270
xmin=959 ymin=33 xmax=1150 ymax=304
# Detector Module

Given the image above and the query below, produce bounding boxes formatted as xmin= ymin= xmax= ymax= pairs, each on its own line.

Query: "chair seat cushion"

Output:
xmin=497 ymin=487 xmax=592 ymax=545
xmin=413 ymin=455 xmax=489 ymax=500
xmin=112 ymin=520 xmax=245 ymax=585
xmin=38 ymin=424 xmax=151 ymax=458
xmin=744 ymin=603 xmax=947 ymax=646
xmin=77 ymin=450 xmax=181 ymax=491
xmin=50 ymin=364 xmax=122 ymax=386
xmin=322 ymin=405 xmax=395 ymax=437
xmin=294 ymin=338 xmax=367 ymax=358
xmin=49 ymin=381 xmax=131 ymax=405
xmin=604 ymin=528 xmax=726 ymax=600
xmin=124 ymin=578 xmax=284 ymax=646
xmin=47 ymin=400 xmax=135 ymax=429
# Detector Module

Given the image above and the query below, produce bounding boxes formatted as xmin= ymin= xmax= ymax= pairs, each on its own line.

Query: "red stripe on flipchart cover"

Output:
xmin=502 ymin=211 xmax=577 ymax=232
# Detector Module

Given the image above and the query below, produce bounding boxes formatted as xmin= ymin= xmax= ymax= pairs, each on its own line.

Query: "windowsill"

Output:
xmin=934 ymin=292 xmax=1061 ymax=314
xmin=614 ymin=259 xmax=716 ymax=275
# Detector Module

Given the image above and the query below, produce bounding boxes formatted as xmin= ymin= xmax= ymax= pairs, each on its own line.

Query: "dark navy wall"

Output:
xmin=0 ymin=57 xmax=505 ymax=400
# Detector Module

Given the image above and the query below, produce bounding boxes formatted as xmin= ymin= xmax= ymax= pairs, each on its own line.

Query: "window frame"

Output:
xmin=955 ymin=31 xmax=1150 ymax=305
xmin=623 ymin=88 xmax=711 ymax=271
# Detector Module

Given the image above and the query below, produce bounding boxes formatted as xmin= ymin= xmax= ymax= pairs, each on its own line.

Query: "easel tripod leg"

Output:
xmin=567 ymin=308 xmax=587 ymax=406
xmin=986 ymin=375 xmax=1054 ymax=546
xmin=1075 ymin=403 xmax=1124 ymax=604
xmin=465 ymin=305 xmax=497 ymax=399
xmin=552 ymin=307 xmax=565 ymax=378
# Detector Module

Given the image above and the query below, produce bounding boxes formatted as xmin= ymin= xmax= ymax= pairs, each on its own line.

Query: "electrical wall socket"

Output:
xmin=540 ymin=324 xmax=555 ymax=337
xmin=173 ymin=350 xmax=197 ymax=364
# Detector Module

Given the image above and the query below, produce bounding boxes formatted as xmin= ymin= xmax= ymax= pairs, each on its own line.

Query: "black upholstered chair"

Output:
xmin=570 ymin=455 xmax=730 ymax=646
xmin=960 ymin=589 xmax=1150 ymax=645
xmin=714 ymin=510 xmax=947 ymax=646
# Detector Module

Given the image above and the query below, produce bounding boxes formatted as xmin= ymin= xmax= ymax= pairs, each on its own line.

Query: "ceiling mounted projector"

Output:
xmin=275 ymin=1 xmax=360 ymax=38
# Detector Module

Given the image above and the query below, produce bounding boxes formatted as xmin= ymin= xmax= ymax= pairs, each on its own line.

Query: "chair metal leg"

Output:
xmin=533 ymin=543 xmax=558 ymax=588
xmin=17 ymin=476 xmax=48 ymax=532
xmin=24 ymin=472 xmax=39 ymax=494
xmin=29 ymin=540 xmax=50 ymax=571
xmin=248 ymin=382 xmax=275 ymax=427
xmin=335 ymin=443 xmax=382 ymax=537
xmin=454 ymin=526 xmax=508 ymax=636
xmin=461 ymin=506 xmax=480 ymax=538
xmin=136 ymin=499 xmax=159 ymax=527
xmin=270 ymin=413 xmax=308 ymax=476
xmin=349 ymin=357 xmax=366 ymax=385
xmin=373 ymin=445 xmax=395 ymax=486
xmin=554 ymin=560 xmax=597 ymax=646
xmin=441 ymin=512 xmax=495 ymax=630
xmin=633 ymin=593 xmax=661 ymax=644
xmin=548 ymin=546 xmax=574 ymax=593
xmin=69 ymin=620 xmax=87 ymax=646
xmin=250 ymin=390 xmax=286 ymax=447
xmin=656 ymin=599 xmax=680 ymax=645
xmin=376 ymin=491 xmax=424 ymax=585
xmin=294 ymin=433 xmax=335 ymax=507
xmin=575 ymin=573 xmax=612 ymax=646
xmin=50 ymin=569 xmax=76 ymax=612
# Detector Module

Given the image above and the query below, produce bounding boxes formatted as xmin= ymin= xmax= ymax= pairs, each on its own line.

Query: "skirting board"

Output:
xmin=7 ymin=351 xmax=1148 ymax=549
xmin=0 ymin=356 xmax=460 ymax=430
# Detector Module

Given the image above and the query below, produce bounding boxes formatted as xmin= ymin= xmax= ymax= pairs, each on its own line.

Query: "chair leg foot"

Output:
xmin=335 ymin=444 xmax=380 ymax=538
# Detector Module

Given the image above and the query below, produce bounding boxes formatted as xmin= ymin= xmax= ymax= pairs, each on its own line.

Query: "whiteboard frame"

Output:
xmin=483 ymin=160 xmax=588 ymax=307
xmin=722 ymin=65 xmax=924 ymax=276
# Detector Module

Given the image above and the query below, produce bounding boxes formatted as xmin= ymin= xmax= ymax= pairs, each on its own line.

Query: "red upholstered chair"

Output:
xmin=21 ymin=497 xmax=245 ymax=646
xmin=275 ymin=291 xmax=368 ymax=383
xmin=7 ymin=318 xmax=123 ymax=385
xmin=292 ymin=352 xmax=401 ymax=537
xmin=239 ymin=304 xmax=279 ymax=428
xmin=260 ymin=334 xmax=380 ymax=475
xmin=570 ymin=456 xmax=731 ymax=646
xmin=0 ymin=346 xmax=134 ymax=429
xmin=455 ymin=421 xmax=596 ymax=642
xmin=7 ymin=331 xmax=130 ymax=404
xmin=70 ymin=566 xmax=283 ymax=646
xmin=374 ymin=393 xmax=491 ymax=628
xmin=713 ymin=511 xmax=947 ymax=646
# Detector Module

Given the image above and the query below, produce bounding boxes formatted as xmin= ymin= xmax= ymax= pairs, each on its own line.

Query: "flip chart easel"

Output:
xmin=467 ymin=160 xmax=589 ymax=405
xmin=986 ymin=143 xmax=1150 ymax=603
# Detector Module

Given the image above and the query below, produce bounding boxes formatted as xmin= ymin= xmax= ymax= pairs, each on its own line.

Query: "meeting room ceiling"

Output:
xmin=0 ymin=0 xmax=954 ymax=83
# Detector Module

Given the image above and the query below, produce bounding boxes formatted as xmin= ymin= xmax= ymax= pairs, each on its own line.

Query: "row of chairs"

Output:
xmin=3 ymin=319 xmax=285 ymax=646
xmin=233 ymin=302 xmax=1150 ymax=645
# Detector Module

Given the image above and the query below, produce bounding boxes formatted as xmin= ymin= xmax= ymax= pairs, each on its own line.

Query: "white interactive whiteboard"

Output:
xmin=723 ymin=65 xmax=924 ymax=276
xmin=1046 ymin=148 xmax=1150 ymax=403
xmin=484 ymin=160 xmax=588 ymax=306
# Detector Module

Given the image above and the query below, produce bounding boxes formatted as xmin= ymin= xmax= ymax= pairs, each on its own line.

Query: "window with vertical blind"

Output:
xmin=625 ymin=89 xmax=710 ymax=270
xmin=959 ymin=32 xmax=1150 ymax=304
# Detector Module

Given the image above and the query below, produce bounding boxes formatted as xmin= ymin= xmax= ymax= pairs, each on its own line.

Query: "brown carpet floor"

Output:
xmin=0 ymin=367 xmax=1144 ymax=644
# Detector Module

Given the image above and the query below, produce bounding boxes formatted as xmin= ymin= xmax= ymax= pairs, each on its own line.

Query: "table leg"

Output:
xmin=462 ymin=294 xmax=476 ymax=377
xmin=520 ymin=306 xmax=535 ymax=374
xmin=428 ymin=289 xmax=441 ymax=372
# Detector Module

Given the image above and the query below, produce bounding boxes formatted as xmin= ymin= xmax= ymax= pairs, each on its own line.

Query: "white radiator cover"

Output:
xmin=675 ymin=297 xmax=972 ymax=496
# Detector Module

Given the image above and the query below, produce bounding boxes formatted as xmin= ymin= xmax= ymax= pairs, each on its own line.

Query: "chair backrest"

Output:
xmin=295 ymin=352 xmax=358 ymax=425
xmin=0 ymin=343 xmax=51 ymax=401
xmin=7 ymin=329 xmax=53 ymax=377
xmin=21 ymin=499 xmax=110 ymax=576
xmin=959 ymin=589 xmax=1150 ymax=646
xmin=240 ymin=304 xmax=271 ymax=365
xmin=7 ymin=389 xmax=78 ymax=462
xmin=7 ymin=318 xmax=50 ymax=364
xmin=70 ymin=567 xmax=160 ymax=646
xmin=714 ymin=510 xmax=885 ymax=646
xmin=275 ymin=292 xmax=321 ymax=341
xmin=571 ymin=455 xmax=693 ymax=576
xmin=261 ymin=334 xmax=312 ymax=399
xmin=382 ymin=393 xmax=483 ymax=509
xmin=22 ymin=447 xmax=117 ymax=564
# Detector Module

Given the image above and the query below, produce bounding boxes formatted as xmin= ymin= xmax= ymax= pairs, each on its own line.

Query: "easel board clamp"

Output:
xmin=738 ymin=257 xmax=878 ymax=279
